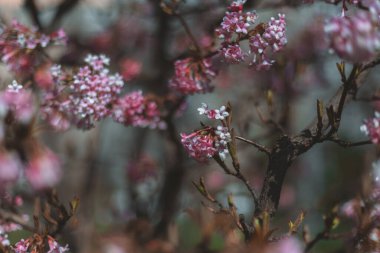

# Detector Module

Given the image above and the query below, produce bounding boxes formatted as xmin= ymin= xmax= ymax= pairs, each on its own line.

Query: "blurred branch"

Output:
xmin=0 ymin=208 xmax=34 ymax=232
xmin=49 ymin=0 xmax=81 ymax=30
xmin=174 ymin=11 xmax=202 ymax=55
xmin=24 ymin=0 xmax=43 ymax=30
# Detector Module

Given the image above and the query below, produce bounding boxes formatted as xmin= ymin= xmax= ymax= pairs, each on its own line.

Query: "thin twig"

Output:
xmin=174 ymin=12 xmax=202 ymax=54
xmin=236 ymin=136 xmax=271 ymax=155
xmin=328 ymin=138 xmax=372 ymax=148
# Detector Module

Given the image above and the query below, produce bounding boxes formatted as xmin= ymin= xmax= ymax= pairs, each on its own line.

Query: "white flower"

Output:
xmin=197 ymin=103 xmax=208 ymax=115
xmin=7 ymin=80 xmax=23 ymax=93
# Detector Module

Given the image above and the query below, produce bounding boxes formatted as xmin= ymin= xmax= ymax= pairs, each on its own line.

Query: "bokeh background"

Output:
xmin=0 ymin=0 xmax=379 ymax=252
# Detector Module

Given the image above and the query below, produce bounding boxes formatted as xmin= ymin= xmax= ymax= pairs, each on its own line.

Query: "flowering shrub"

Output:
xmin=0 ymin=0 xmax=380 ymax=253
xmin=169 ymin=57 xmax=216 ymax=95
xmin=0 ymin=20 xmax=66 ymax=75
xmin=216 ymin=1 xmax=287 ymax=69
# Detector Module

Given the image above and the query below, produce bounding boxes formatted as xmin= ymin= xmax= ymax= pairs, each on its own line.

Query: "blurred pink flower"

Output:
xmin=266 ymin=237 xmax=303 ymax=253
xmin=112 ymin=90 xmax=165 ymax=129
xmin=0 ymin=152 xmax=22 ymax=186
xmin=47 ymin=236 xmax=69 ymax=253
xmin=25 ymin=149 xmax=62 ymax=190
xmin=360 ymin=112 xmax=380 ymax=143
xmin=325 ymin=2 xmax=380 ymax=62
xmin=120 ymin=58 xmax=142 ymax=81
xmin=169 ymin=57 xmax=216 ymax=95
xmin=0 ymin=83 xmax=35 ymax=124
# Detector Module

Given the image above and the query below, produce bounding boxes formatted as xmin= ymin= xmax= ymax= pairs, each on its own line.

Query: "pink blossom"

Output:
xmin=47 ymin=236 xmax=69 ymax=253
xmin=325 ymin=5 xmax=380 ymax=62
xmin=0 ymin=20 xmax=67 ymax=74
xmin=181 ymin=126 xmax=231 ymax=162
xmin=14 ymin=239 xmax=30 ymax=253
xmin=0 ymin=83 xmax=35 ymax=123
xmin=34 ymin=65 xmax=54 ymax=90
xmin=340 ymin=199 xmax=360 ymax=218
xmin=0 ymin=152 xmax=22 ymax=186
xmin=25 ymin=149 xmax=62 ymax=190
xmin=42 ymin=54 xmax=125 ymax=130
xmin=221 ymin=44 xmax=246 ymax=63
xmin=267 ymin=237 xmax=303 ymax=253
xmin=119 ymin=58 xmax=142 ymax=81
xmin=112 ymin=91 xmax=164 ymax=129
xmin=169 ymin=57 xmax=216 ymax=95
xmin=249 ymin=14 xmax=287 ymax=70
xmin=360 ymin=112 xmax=380 ymax=143
xmin=215 ymin=1 xmax=257 ymax=42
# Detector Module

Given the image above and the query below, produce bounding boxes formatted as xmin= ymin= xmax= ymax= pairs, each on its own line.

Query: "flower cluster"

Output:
xmin=360 ymin=111 xmax=380 ymax=144
xmin=181 ymin=126 xmax=231 ymax=162
xmin=216 ymin=1 xmax=287 ymax=69
xmin=325 ymin=1 xmax=380 ymax=62
xmin=197 ymin=103 xmax=229 ymax=120
xmin=181 ymin=104 xmax=231 ymax=162
xmin=0 ymin=152 xmax=22 ymax=186
xmin=0 ymin=20 xmax=66 ymax=74
xmin=119 ymin=58 xmax=142 ymax=81
xmin=26 ymin=149 xmax=62 ymax=190
xmin=249 ymin=14 xmax=287 ymax=70
xmin=339 ymin=159 xmax=380 ymax=251
xmin=112 ymin=90 xmax=165 ymax=129
xmin=0 ymin=81 xmax=35 ymax=125
xmin=13 ymin=236 xmax=69 ymax=253
xmin=169 ymin=57 xmax=216 ymax=95
xmin=0 ymin=147 xmax=62 ymax=191
xmin=47 ymin=236 xmax=69 ymax=253
xmin=215 ymin=0 xmax=257 ymax=41
xmin=41 ymin=54 xmax=125 ymax=130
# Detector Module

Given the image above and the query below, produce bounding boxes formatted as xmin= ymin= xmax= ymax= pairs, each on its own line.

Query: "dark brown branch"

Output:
xmin=328 ymin=138 xmax=372 ymax=148
xmin=256 ymin=60 xmax=378 ymax=217
xmin=24 ymin=0 xmax=43 ymax=30
xmin=49 ymin=0 xmax=80 ymax=31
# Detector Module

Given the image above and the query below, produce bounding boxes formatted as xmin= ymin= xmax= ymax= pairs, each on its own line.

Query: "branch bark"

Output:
xmin=255 ymin=62 xmax=375 ymax=216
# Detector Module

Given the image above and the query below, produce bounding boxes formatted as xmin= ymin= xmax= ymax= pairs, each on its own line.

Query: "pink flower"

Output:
xmin=0 ymin=20 xmax=67 ymax=75
xmin=169 ymin=57 xmax=216 ymax=95
xmin=47 ymin=236 xmax=69 ymax=253
xmin=14 ymin=239 xmax=30 ymax=253
xmin=34 ymin=65 xmax=54 ymax=90
xmin=25 ymin=149 xmax=62 ymax=190
xmin=42 ymin=54 xmax=125 ymax=130
xmin=221 ymin=44 xmax=246 ymax=63
xmin=267 ymin=237 xmax=303 ymax=253
xmin=181 ymin=126 xmax=231 ymax=162
xmin=119 ymin=58 xmax=142 ymax=81
xmin=325 ymin=4 xmax=380 ymax=62
xmin=215 ymin=1 xmax=257 ymax=42
xmin=0 ymin=152 xmax=22 ymax=186
xmin=0 ymin=83 xmax=35 ymax=123
xmin=360 ymin=112 xmax=380 ymax=143
xmin=249 ymin=14 xmax=287 ymax=70
xmin=112 ymin=91 xmax=165 ymax=129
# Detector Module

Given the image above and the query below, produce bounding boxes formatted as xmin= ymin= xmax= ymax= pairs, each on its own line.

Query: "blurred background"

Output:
xmin=0 ymin=0 xmax=379 ymax=252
